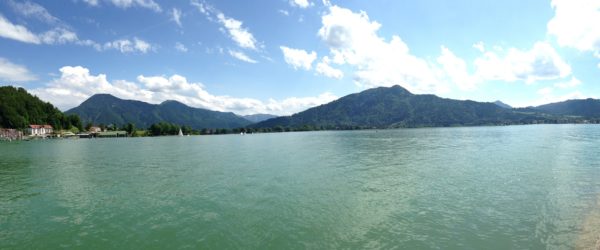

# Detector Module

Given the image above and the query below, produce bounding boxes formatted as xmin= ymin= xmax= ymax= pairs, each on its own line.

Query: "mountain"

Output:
xmin=533 ymin=99 xmax=600 ymax=118
xmin=493 ymin=100 xmax=512 ymax=109
xmin=251 ymin=85 xmax=556 ymax=130
xmin=0 ymin=86 xmax=81 ymax=130
xmin=242 ymin=114 xmax=278 ymax=123
xmin=66 ymin=94 xmax=252 ymax=129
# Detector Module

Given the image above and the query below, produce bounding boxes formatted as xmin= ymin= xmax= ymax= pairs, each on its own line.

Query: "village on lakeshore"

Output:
xmin=0 ymin=124 xmax=129 ymax=141
xmin=0 ymin=122 xmax=254 ymax=142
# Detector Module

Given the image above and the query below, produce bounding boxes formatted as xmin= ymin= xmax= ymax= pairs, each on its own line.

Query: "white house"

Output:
xmin=26 ymin=125 xmax=53 ymax=136
xmin=89 ymin=126 xmax=102 ymax=133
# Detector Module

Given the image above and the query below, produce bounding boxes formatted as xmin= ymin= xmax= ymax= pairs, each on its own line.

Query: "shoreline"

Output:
xmin=2 ymin=123 xmax=599 ymax=142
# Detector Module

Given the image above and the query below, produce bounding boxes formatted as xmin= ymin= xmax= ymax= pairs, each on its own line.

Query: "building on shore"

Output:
xmin=89 ymin=126 xmax=102 ymax=133
xmin=0 ymin=128 xmax=23 ymax=140
xmin=26 ymin=125 xmax=53 ymax=137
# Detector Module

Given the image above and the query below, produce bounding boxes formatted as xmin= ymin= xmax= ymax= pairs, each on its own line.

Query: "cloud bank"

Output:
xmin=310 ymin=5 xmax=574 ymax=94
xmin=32 ymin=66 xmax=338 ymax=116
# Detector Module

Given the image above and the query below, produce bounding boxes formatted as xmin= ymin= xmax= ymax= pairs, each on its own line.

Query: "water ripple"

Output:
xmin=1 ymin=125 xmax=600 ymax=249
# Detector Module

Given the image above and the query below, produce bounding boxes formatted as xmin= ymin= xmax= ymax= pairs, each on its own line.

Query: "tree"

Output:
xmin=85 ymin=123 xmax=93 ymax=131
xmin=0 ymin=86 xmax=78 ymax=129
xmin=125 ymin=123 xmax=135 ymax=136
xmin=68 ymin=114 xmax=83 ymax=131
xmin=149 ymin=123 xmax=161 ymax=136
xmin=181 ymin=125 xmax=192 ymax=135
xmin=148 ymin=122 xmax=186 ymax=136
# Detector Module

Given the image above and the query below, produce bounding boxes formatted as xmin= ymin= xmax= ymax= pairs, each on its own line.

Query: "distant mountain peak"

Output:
xmin=374 ymin=85 xmax=413 ymax=95
xmin=250 ymin=85 xmax=540 ymax=129
xmin=160 ymin=100 xmax=187 ymax=106
xmin=390 ymin=85 xmax=410 ymax=91
xmin=88 ymin=93 xmax=118 ymax=100
xmin=493 ymin=100 xmax=512 ymax=109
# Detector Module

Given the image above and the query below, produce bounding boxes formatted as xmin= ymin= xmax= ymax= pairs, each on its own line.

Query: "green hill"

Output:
xmin=533 ymin=98 xmax=600 ymax=118
xmin=0 ymin=86 xmax=81 ymax=130
xmin=493 ymin=100 xmax=512 ymax=109
xmin=251 ymin=85 xmax=568 ymax=130
xmin=65 ymin=94 xmax=252 ymax=129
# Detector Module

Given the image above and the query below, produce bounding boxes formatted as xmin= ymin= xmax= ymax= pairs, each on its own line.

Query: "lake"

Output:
xmin=1 ymin=124 xmax=600 ymax=249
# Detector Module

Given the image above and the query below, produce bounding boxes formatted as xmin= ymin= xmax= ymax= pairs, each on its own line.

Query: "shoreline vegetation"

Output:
xmin=3 ymin=120 xmax=600 ymax=142
xmin=2 ymin=85 xmax=600 ymax=142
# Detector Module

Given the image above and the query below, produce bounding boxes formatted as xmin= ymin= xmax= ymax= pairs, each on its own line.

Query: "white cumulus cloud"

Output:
xmin=473 ymin=41 xmax=571 ymax=84
xmin=0 ymin=58 xmax=37 ymax=82
xmin=290 ymin=0 xmax=313 ymax=8
xmin=547 ymin=0 xmax=600 ymax=57
xmin=31 ymin=66 xmax=338 ymax=116
xmin=30 ymin=66 xmax=128 ymax=109
xmin=315 ymin=5 xmax=574 ymax=94
xmin=315 ymin=56 xmax=343 ymax=79
xmin=437 ymin=46 xmax=478 ymax=90
xmin=318 ymin=5 xmax=446 ymax=94
xmin=435 ymin=43 xmax=572 ymax=91
xmin=280 ymin=46 xmax=317 ymax=70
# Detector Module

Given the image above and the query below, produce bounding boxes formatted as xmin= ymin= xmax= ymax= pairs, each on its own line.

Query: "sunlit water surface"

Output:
xmin=1 ymin=124 xmax=600 ymax=249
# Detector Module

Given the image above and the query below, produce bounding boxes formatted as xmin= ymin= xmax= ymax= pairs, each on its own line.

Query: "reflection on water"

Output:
xmin=1 ymin=124 xmax=600 ymax=249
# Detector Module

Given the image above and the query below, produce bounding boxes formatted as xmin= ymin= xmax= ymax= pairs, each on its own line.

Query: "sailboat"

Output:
xmin=178 ymin=128 xmax=183 ymax=136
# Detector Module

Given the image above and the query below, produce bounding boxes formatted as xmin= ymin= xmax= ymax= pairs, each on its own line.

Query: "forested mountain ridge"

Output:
xmin=66 ymin=94 xmax=252 ymax=129
xmin=251 ymin=85 xmax=598 ymax=130
xmin=0 ymin=86 xmax=81 ymax=130
xmin=533 ymin=98 xmax=600 ymax=117
xmin=494 ymin=101 xmax=512 ymax=109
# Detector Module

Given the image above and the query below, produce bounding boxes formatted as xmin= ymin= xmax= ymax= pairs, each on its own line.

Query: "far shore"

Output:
xmin=3 ymin=122 xmax=599 ymax=142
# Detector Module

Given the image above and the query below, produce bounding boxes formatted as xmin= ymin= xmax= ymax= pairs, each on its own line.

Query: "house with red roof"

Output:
xmin=26 ymin=125 xmax=53 ymax=137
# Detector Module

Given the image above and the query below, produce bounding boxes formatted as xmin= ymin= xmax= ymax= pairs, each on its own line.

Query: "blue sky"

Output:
xmin=0 ymin=0 xmax=599 ymax=115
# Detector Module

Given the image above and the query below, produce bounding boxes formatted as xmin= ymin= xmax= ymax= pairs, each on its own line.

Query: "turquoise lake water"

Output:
xmin=1 ymin=124 xmax=600 ymax=249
